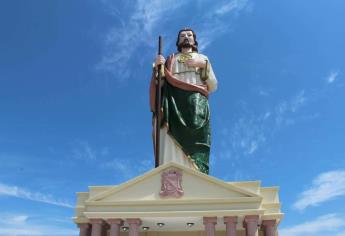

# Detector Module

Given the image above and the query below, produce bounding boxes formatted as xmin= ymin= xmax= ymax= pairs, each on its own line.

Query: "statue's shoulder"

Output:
xmin=168 ymin=52 xmax=180 ymax=56
xmin=165 ymin=53 xmax=178 ymax=68
xmin=166 ymin=53 xmax=177 ymax=61
xmin=195 ymin=52 xmax=208 ymax=60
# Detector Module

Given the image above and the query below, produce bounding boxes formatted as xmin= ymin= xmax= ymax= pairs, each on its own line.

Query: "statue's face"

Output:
xmin=178 ymin=30 xmax=195 ymax=48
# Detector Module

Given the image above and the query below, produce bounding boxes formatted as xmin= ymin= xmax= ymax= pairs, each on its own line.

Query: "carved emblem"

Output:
xmin=160 ymin=169 xmax=184 ymax=198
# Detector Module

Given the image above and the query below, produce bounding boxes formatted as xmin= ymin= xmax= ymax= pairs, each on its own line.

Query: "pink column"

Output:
xmin=127 ymin=218 xmax=142 ymax=236
xmin=243 ymin=215 xmax=259 ymax=236
xmin=108 ymin=219 xmax=123 ymax=236
xmin=262 ymin=220 xmax=276 ymax=236
xmin=224 ymin=216 xmax=238 ymax=236
xmin=90 ymin=219 xmax=104 ymax=236
xmin=203 ymin=217 xmax=217 ymax=236
xmin=78 ymin=223 xmax=91 ymax=236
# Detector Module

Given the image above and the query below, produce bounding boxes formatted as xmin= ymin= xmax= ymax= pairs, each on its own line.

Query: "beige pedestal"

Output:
xmin=73 ymin=162 xmax=283 ymax=236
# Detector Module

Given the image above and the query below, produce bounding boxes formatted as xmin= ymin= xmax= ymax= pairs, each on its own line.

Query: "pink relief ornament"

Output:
xmin=160 ymin=169 xmax=184 ymax=198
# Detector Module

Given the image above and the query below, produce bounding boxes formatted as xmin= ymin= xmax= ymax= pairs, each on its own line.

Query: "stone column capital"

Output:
xmin=126 ymin=218 xmax=142 ymax=225
xmin=78 ymin=223 xmax=91 ymax=229
xmin=107 ymin=219 xmax=124 ymax=225
xmin=224 ymin=216 xmax=238 ymax=224
xmin=90 ymin=219 xmax=105 ymax=225
xmin=203 ymin=216 xmax=218 ymax=225
xmin=244 ymin=215 xmax=259 ymax=223
xmin=262 ymin=220 xmax=276 ymax=227
xmin=78 ymin=223 xmax=91 ymax=236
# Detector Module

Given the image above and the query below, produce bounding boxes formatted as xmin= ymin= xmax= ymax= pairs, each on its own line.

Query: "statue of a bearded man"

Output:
xmin=150 ymin=28 xmax=217 ymax=174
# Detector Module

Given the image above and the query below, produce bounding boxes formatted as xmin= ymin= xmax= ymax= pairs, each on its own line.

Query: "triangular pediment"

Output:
xmin=87 ymin=163 xmax=260 ymax=204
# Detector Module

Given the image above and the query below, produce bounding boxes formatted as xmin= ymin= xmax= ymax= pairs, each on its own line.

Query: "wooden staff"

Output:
xmin=155 ymin=35 xmax=163 ymax=168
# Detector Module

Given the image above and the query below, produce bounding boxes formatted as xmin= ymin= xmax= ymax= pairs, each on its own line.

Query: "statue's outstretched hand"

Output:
xmin=155 ymin=55 xmax=165 ymax=68
xmin=185 ymin=58 xmax=206 ymax=68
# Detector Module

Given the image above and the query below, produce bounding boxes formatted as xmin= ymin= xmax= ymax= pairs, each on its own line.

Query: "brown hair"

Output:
xmin=176 ymin=28 xmax=198 ymax=52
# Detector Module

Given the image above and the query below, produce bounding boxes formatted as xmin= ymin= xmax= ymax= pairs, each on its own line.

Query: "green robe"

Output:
xmin=161 ymin=81 xmax=211 ymax=174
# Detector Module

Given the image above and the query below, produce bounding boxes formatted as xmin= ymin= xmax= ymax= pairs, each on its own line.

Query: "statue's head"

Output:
xmin=176 ymin=28 xmax=198 ymax=52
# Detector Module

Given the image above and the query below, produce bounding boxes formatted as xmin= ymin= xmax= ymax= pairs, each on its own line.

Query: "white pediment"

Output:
xmin=87 ymin=162 xmax=260 ymax=203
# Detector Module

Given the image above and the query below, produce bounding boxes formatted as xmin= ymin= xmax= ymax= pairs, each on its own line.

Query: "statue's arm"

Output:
xmin=206 ymin=62 xmax=217 ymax=93
xmin=200 ymin=55 xmax=217 ymax=93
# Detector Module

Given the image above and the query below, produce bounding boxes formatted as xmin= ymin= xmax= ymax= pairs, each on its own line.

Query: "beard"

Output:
xmin=177 ymin=38 xmax=198 ymax=52
xmin=179 ymin=38 xmax=193 ymax=48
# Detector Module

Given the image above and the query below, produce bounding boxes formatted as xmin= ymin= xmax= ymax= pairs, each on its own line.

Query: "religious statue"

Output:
xmin=150 ymin=28 xmax=217 ymax=174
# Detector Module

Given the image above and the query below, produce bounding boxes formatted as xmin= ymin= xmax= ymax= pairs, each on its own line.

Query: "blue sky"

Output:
xmin=1 ymin=0 xmax=345 ymax=235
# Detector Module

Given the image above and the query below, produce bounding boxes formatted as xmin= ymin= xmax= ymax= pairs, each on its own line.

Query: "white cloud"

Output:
xmin=219 ymin=90 xmax=308 ymax=159
xmin=263 ymin=111 xmax=271 ymax=120
xmin=233 ymin=117 xmax=266 ymax=156
xmin=259 ymin=90 xmax=270 ymax=97
xmin=132 ymin=0 xmax=185 ymax=34
xmin=0 ymin=213 xmax=77 ymax=236
xmin=102 ymin=158 xmax=153 ymax=180
xmin=0 ymin=228 xmax=76 ymax=236
xmin=293 ymin=170 xmax=345 ymax=210
xmin=275 ymin=90 xmax=306 ymax=126
xmin=326 ymin=71 xmax=339 ymax=84
xmin=71 ymin=140 xmax=96 ymax=160
xmin=71 ymin=140 xmax=109 ymax=161
xmin=97 ymin=0 xmax=186 ymax=79
xmin=214 ymin=0 xmax=249 ymax=16
xmin=290 ymin=90 xmax=306 ymax=112
xmin=0 ymin=215 xmax=28 ymax=225
xmin=197 ymin=0 xmax=252 ymax=51
xmin=0 ymin=182 xmax=73 ymax=208
xmin=280 ymin=214 xmax=345 ymax=236
xmin=247 ymin=141 xmax=258 ymax=154
xmin=98 ymin=0 xmax=252 ymax=79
